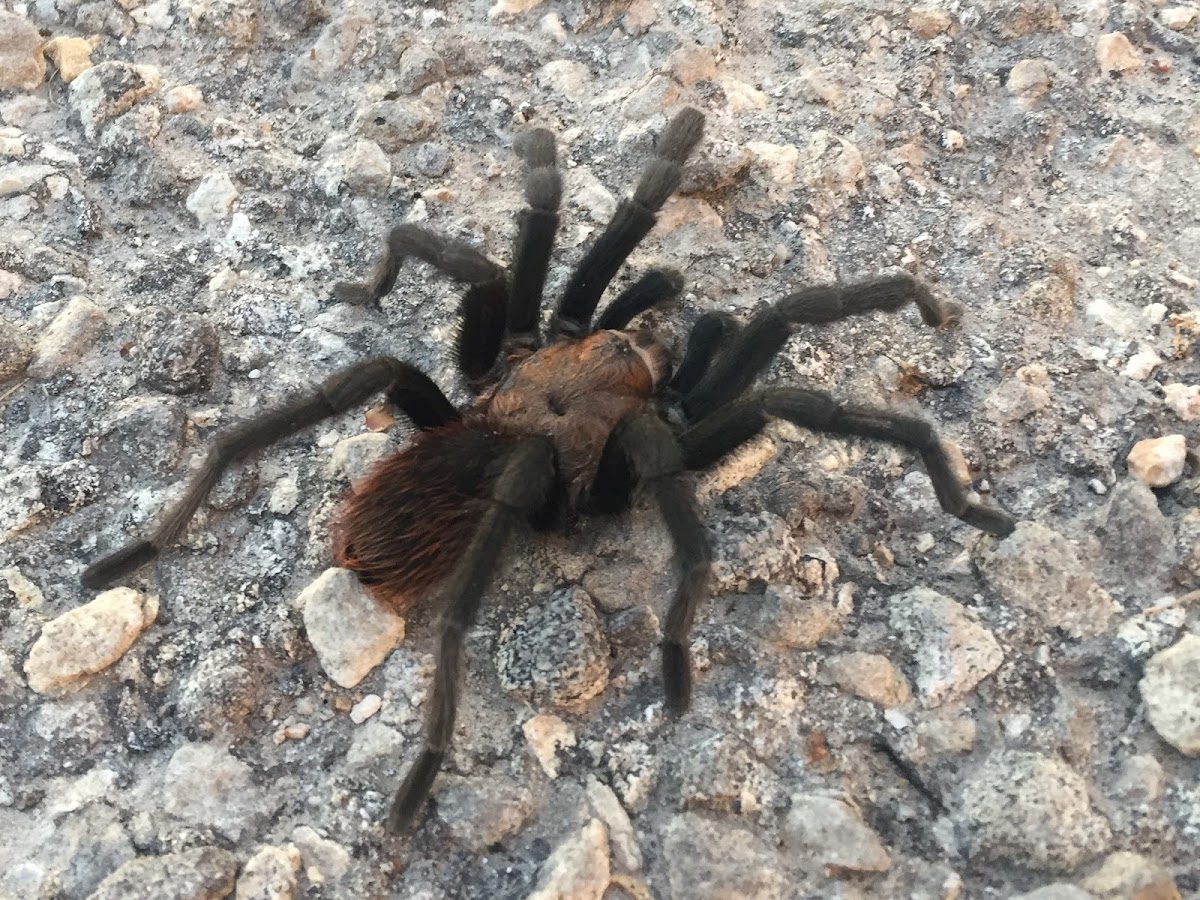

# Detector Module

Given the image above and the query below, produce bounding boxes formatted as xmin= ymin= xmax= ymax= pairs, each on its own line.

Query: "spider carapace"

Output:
xmin=82 ymin=107 xmax=1015 ymax=835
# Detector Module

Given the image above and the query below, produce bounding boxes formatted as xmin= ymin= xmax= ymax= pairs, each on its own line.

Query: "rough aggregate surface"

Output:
xmin=1 ymin=0 xmax=1198 ymax=897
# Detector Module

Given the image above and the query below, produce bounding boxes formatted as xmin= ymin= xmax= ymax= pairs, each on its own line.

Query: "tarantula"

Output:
xmin=83 ymin=107 xmax=1015 ymax=834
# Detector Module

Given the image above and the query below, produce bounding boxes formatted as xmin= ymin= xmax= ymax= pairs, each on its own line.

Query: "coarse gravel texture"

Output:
xmin=1 ymin=0 xmax=1199 ymax=898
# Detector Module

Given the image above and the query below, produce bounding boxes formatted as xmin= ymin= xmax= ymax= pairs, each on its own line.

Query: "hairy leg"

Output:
xmin=334 ymin=224 xmax=510 ymax=384
xmin=682 ymin=272 xmax=961 ymax=420
xmin=593 ymin=268 xmax=684 ymax=332
xmin=505 ymin=128 xmax=561 ymax=350
xmin=678 ymin=387 xmax=1015 ymax=536
xmin=667 ymin=310 xmax=741 ymax=397
xmin=82 ymin=359 xmax=458 ymax=589
xmin=591 ymin=412 xmax=710 ymax=713
xmin=552 ymin=108 xmax=705 ymax=337
xmin=386 ymin=437 xmax=556 ymax=834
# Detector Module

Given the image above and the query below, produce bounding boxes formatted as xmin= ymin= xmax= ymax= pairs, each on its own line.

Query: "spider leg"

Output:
xmin=667 ymin=310 xmax=742 ymax=396
xmin=589 ymin=412 xmax=710 ymax=714
xmin=334 ymin=224 xmax=510 ymax=385
xmin=682 ymin=272 xmax=961 ymax=420
xmin=505 ymin=128 xmax=561 ymax=350
xmin=81 ymin=359 xmax=459 ymax=590
xmin=552 ymin=108 xmax=705 ymax=338
xmin=593 ymin=267 xmax=684 ymax=332
xmin=387 ymin=436 xmax=556 ymax=834
xmin=678 ymin=388 xmax=1016 ymax=536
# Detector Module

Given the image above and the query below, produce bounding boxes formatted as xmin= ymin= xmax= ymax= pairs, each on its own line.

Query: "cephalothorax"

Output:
xmin=83 ymin=108 xmax=1015 ymax=834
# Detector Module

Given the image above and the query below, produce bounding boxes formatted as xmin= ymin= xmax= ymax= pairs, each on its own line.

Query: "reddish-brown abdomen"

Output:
xmin=332 ymin=420 xmax=513 ymax=611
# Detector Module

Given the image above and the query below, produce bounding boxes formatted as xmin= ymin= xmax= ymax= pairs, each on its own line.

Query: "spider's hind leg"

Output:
xmin=82 ymin=359 xmax=458 ymax=590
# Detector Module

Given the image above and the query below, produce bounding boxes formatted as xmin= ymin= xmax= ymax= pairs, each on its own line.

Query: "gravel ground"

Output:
xmin=2 ymin=0 xmax=1199 ymax=898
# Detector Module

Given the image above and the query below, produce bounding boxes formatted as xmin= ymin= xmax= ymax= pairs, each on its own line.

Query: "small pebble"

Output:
xmin=0 ymin=12 xmax=46 ymax=91
xmin=1127 ymin=435 xmax=1187 ymax=487
xmin=1160 ymin=6 xmax=1198 ymax=30
xmin=69 ymin=61 xmax=160 ymax=141
xmin=786 ymin=795 xmax=891 ymax=873
xmin=527 ymin=819 xmax=610 ymax=900
xmin=165 ymin=84 xmax=203 ymax=113
xmin=826 ymin=652 xmax=912 ymax=707
xmin=24 ymin=588 xmax=158 ymax=694
xmin=1121 ymin=348 xmax=1160 ymax=381
xmin=297 ymin=568 xmax=405 ymax=689
xmin=1096 ymin=32 xmax=1143 ymax=74
xmin=235 ymin=845 xmax=300 ymax=900
xmin=1139 ymin=634 xmax=1200 ymax=755
xmin=1162 ymin=384 xmax=1200 ymax=422
xmin=522 ymin=713 xmax=576 ymax=777
xmin=90 ymin=848 xmax=238 ymax=900
xmin=42 ymin=36 xmax=94 ymax=84
xmin=163 ymin=743 xmax=265 ymax=840
xmin=349 ymin=693 xmax=382 ymax=724
xmin=186 ymin=172 xmax=239 ymax=223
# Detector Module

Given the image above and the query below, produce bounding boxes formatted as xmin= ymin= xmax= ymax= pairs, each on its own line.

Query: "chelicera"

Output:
xmin=84 ymin=108 xmax=1014 ymax=833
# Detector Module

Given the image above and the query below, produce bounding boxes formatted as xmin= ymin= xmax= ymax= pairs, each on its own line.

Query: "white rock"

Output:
xmin=523 ymin=713 xmax=576 ymax=778
xmin=535 ymin=60 xmax=591 ymax=103
xmin=1160 ymin=6 xmax=1197 ymax=31
xmin=585 ymin=777 xmax=641 ymax=872
xmin=165 ymin=84 xmax=203 ymax=114
xmin=297 ymin=567 xmax=404 ymax=688
xmin=527 ymin=819 xmax=610 ymax=900
xmin=290 ymin=826 xmax=351 ymax=882
xmin=1127 ymin=435 xmax=1187 ymax=487
xmin=235 ymin=845 xmax=300 ymax=900
xmin=0 ymin=163 xmax=55 ymax=197
xmin=187 ymin=173 xmax=239 ymax=223
xmin=162 ymin=743 xmax=265 ymax=840
xmin=1121 ymin=348 xmax=1160 ymax=381
xmin=1096 ymin=32 xmax=1142 ymax=74
xmin=329 ymin=432 xmax=395 ymax=484
xmin=27 ymin=296 xmax=107 ymax=378
xmin=349 ymin=693 xmax=382 ymax=724
xmin=1163 ymin=384 xmax=1200 ymax=421
xmin=68 ymin=61 xmax=161 ymax=141
xmin=784 ymin=795 xmax=891 ymax=873
xmin=24 ymin=588 xmax=158 ymax=693
xmin=890 ymin=587 xmax=1003 ymax=706
xmin=1139 ymin=633 xmax=1200 ymax=755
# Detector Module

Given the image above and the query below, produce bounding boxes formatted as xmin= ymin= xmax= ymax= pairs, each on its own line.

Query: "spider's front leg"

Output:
xmin=386 ymin=437 xmax=556 ymax=834
xmin=591 ymin=412 xmax=711 ymax=713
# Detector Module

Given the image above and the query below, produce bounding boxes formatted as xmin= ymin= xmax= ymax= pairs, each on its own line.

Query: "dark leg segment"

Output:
xmin=593 ymin=412 xmax=710 ymax=714
xmin=668 ymin=311 xmax=741 ymax=396
xmin=594 ymin=268 xmax=684 ymax=332
xmin=506 ymin=128 xmax=561 ymax=346
xmin=333 ymin=224 xmax=510 ymax=384
xmin=682 ymin=272 xmax=961 ymax=421
xmin=386 ymin=437 xmax=556 ymax=834
xmin=82 ymin=359 xmax=459 ymax=590
xmin=553 ymin=108 xmax=705 ymax=337
xmin=677 ymin=388 xmax=1015 ymax=536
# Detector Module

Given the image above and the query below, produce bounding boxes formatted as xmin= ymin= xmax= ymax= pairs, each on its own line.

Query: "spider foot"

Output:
xmin=662 ymin=639 xmax=692 ymax=716
xmin=386 ymin=749 xmax=443 ymax=835
xmin=82 ymin=539 xmax=156 ymax=590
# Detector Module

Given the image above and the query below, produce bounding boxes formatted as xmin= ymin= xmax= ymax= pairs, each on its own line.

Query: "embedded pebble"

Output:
xmin=1139 ymin=634 xmax=1200 ymax=756
xmin=89 ymin=847 xmax=238 ymax=900
xmin=677 ymin=732 xmax=779 ymax=815
xmin=585 ymin=777 xmax=642 ymax=872
xmin=24 ymin=588 xmax=158 ymax=694
xmin=235 ymin=845 xmax=300 ymax=900
xmin=963 ymin=751 xmax=1111 ymax=871
xmin=0 ymin=162 xmax=55 ymax=197
xmin=495 ymin=586 xmax=609 ymax=711
xmin=890 ymin=587 xmax=1003 ymax=707
xmin=527 ymin=819 xmax=610 ymax=900
xmin=1080 ymin=851 xmax=1181 ymax=899
xmin=1161 ymin=6 xmax=1198 ymax=30
xmin=0 ymin=12 xmax=45 ymax=91
xmin=289 ymin=826 xmax=350 ymax=882
xmin=797 ymin=130 xmax=864 ymax=213
xmin=1096 ymin=32 xmax=1142 ymax=74
xmin=825 ymin=651 xmax=912 ymax=707
xmin=43 ymin=36 xmax=94 ymax=83
xmin=785 ymin=794 xmax=891 ymax=873
xmin=753 ymin=584 xmax=844 ymax=650
xmin=664 ymin=813 xmax=787 ymax=899
xmin=0 ymin=320 xmax=32 ymax=382
xmin=1121 ymin=349 xmax=1161 ymax=381
xmin=26 ymin=296 xmax=106 ymax=378
xmin=188 ymin=0 xmax=261 ymax=48
xmin=296 ymin=567 xmax=405 ymax=688
xmin=708 ymin=512 xmax=803 ymax=594
xmin=434 ymin=774 xmax=535 ymax=850
xmin=976 ymin=523 xmax=1118 ymax=638
xmin=908 ymin=4 xmax=953 ymax=37
xmin=395 ymin=45 xmax=446 ymax=93
xmin=318 ymin=138 xmax=391 ymax=197
xmin=1126 ymin=435 xmax=1187 ymax=487
xmin=348 ymin=693 xmax=381 ymax=724
xmin=356 ymin=100 xmax=435 ymax=152
xmin=162 ymin=743 xmax=265 ymax=841
xmin=290 ymin=16 xmax=371 ymax=87
xmin=68 ymin=61 xmax=161 ymax=141
xmin=0 ymin=464 xmax=43 ymax=536
xmin=186 ymin=172 xmax=239 ymax=223
xmin=137 ymin=312 xmax=220 ymax=395
xmin=523 ymin=712 xmax=576 ymax=777
xmin=1162 ymin=384 xmax=1200 ymax=421
xmin=329 ymin=432 xmax=396 ymax=484
xmin=165 ymin=84 xmax=203 ymax=113
xmin=1008 ymin=58 xmax=1053 ymax=105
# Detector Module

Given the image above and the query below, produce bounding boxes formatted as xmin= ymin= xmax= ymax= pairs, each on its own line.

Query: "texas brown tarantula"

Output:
xmin=83 ymin=107 xmax=1015 ymax=834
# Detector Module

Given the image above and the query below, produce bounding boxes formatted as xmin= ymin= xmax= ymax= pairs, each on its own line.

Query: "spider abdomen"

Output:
xmin=332 ymin=420 xmax=515 ymax=611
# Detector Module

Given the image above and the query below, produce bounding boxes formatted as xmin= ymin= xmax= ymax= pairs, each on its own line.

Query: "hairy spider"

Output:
xmin=83 ymin=108 xmax=1015 ymax=835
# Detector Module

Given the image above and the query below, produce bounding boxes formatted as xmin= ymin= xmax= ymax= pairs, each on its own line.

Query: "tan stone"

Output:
xmin=43 ymin=36 xmax=94 ymax=83
xmin=1127 ymin=435 xmax=1187 ymax=487
xmin=1097 ymin=32 xmax=1143 ymax=74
